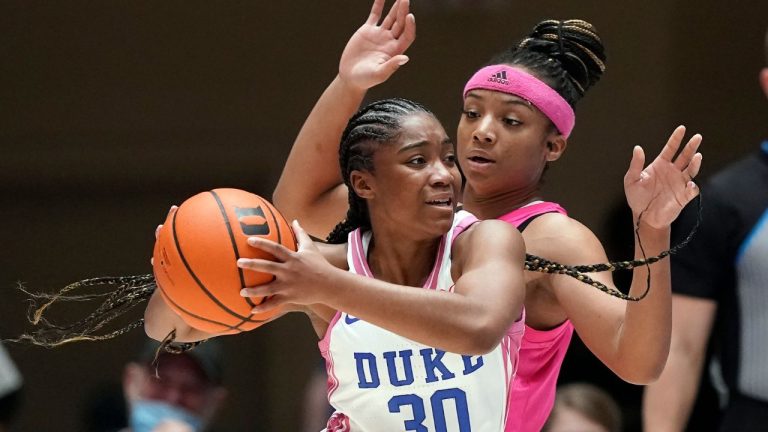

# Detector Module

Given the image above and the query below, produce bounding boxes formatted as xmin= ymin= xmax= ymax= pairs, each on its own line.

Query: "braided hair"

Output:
xmin=5 ymin=275 xmax=200 ymax=353
xmin=327 ymin=98 xmax=433 ymax=244
xmin=489 ymin=19 xmax=606 ymax=108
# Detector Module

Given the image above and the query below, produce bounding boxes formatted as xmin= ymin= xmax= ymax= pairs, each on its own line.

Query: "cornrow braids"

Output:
xmin=327 ymin=98 xmax=433 ymax=244
xmin=5 ymin=275 xmax=155 ymax=348
xmin=492 ymin=19 xmax=607 ymax=108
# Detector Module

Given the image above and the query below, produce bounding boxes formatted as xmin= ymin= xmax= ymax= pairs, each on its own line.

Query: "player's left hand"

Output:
xmin=624 ymin=125 xmax=702 ymax=229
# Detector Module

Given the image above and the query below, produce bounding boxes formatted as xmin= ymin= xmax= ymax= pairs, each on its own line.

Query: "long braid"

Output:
xmin=7 ymin=273 xmax=204 ymax=354
xmin=327 ymin=98 xmax=432 ymax=244
xmin=524 ymin=195 xmax=703 ymax=301
xmin=5 ymin=275 xmax=156 ymax=347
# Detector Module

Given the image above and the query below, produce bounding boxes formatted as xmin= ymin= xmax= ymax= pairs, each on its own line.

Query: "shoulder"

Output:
xmin=453 ymin=219 xmax=525 ymax=263
xmin=522 ymin=212 xmax=607 ymax=264
xmin=317 ymin=242 xmax=349 ymax=270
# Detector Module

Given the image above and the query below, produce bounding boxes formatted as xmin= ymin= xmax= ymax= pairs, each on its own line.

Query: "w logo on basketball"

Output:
xmin=235 ymin=206 xmax=270 ymax=236
xmin=488 ymin=70 xmax=509 ymax=85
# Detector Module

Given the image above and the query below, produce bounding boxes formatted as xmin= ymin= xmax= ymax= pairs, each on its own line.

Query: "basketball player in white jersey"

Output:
xmin=145 ymin=95 xmax=528 ymax=430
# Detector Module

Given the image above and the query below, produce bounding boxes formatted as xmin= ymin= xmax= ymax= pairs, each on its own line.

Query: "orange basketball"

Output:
xmin=152 ymin=188 xmax=296 ymax=334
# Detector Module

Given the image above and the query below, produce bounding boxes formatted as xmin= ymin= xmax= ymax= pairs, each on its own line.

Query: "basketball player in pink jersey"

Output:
xmin=271 ymin=1 xmax=703 ymax=431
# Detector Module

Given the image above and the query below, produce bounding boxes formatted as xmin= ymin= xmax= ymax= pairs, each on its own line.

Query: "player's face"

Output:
xmin=363 ymin=112 xmax=460 ymax=239
xmin=457 ymin=87 xmax=561 ymax=198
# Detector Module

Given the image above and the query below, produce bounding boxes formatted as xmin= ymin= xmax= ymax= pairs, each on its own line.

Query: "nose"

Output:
xmin=472 ymin=116 xmax=496 ymax=145
xmin=430 ymin=160 xmax=455 ymax=187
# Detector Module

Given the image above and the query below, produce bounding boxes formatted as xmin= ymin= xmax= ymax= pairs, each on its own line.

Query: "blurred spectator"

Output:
xmin=120 ymin=339 xmax=227 ymax=432
xmin=544 ymin=383 xmax=623 ymax=432
xmin=0 ymin=343 xmax=23 ymax=432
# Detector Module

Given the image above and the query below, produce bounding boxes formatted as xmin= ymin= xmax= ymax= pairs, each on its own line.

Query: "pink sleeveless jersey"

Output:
xmin=499 ymin=202 xmax=575 ymax=432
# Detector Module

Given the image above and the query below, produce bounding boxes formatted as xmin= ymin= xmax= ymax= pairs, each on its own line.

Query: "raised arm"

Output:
xmin=238 ymin=220 xmax=526 ymax=355
xmin=272 ymin=0 xmax=415 ymax=238
xmin=537 ymin=126 xmax=702 ymax=383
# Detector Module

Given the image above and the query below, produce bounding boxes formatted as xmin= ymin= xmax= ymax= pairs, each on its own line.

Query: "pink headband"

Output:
xmin=463 ymin=65 xmax=575 ymax=138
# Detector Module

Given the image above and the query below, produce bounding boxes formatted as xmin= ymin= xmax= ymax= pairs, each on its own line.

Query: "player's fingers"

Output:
xmin=624 ymin=145 xmax=646 ymax=185
xmin=381 ymin=0 xmax=400 ymax=29
xmin=674 ymin=133 xmax=702 ymax=170
xmin=237 ymin=257 xmax=281 ymax=274
xmin=247 ymin=236 xmax=292 ymax=261
xmin=240 ymin=285 xmax=272 ymax=298
xmin=390 ymin=0 xmax=410 ymax=37
xmin=292 ymin=220 xmax=315 ymax=252
xmin=659 ymin=125 xmax=686 ymax=162
xmin=251 ymin=296 xmax=286 ymax=315
xmin=366 ymin=0 xmax=386 ymax=25
xmin=685 ymin=153 xmax=703 ymax=181
xmin=396 ymin=14 xmax=416 ymax=51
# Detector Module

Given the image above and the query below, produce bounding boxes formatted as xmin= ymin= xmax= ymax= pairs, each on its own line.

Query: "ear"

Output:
xmin=545 ymin=132 xmax=568 ymax=162
xmin=123 ymin=362 xmax=147 ymax=403
xmin=760 ymin=68 xmax=768 ymax=100
xmin=349 ymin=169 xmax=375 ymax=200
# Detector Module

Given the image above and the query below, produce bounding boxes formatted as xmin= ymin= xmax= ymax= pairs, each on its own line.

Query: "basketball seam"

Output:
xmin=210 ymin=190 xmax=256 ymax=310
xmin=171 ymin=203 xmax=266 ymax=326
xmin=156 ymin=282 xmax=239 ymax=332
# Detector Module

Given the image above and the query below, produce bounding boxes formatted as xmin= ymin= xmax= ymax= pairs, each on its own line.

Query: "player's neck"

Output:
xmin=462 ymin=186 xmax=542 ymax=220
xmin=366 ymin=235 xmax=441 ymax=288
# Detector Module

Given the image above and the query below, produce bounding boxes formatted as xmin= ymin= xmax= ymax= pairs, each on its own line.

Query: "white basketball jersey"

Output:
xmin=319 ymin=212 xmax=524 ymax=432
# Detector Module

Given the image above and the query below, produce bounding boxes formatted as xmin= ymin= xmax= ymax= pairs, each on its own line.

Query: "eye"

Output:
xmin=461 ymin=109 xmax=480 ymax=119
xmin=443 ymin=154 xmax=457 ymax=166
xmin=503 ymin=117 xmax=522 ymax=126
xmin=407 ymin=156 xmax=427 ymax=166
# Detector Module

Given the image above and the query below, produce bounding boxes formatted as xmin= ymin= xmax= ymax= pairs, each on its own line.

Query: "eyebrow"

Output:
xmin=465 ymin=91 xmax=534 ymax=112
xmin=397 ymin=138 xmax=453 ymax=153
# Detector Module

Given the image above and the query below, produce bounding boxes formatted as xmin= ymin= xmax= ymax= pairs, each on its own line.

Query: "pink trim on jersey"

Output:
xmin=452 ymin=211 xmax=480 ymax=238
xmin=424 ymin=235 xmax=446 ymax=290
xmin=326 ymin=412 xmax=351 ymax=431
xmin=350 ymin=229 xmax=369 ymax=276
xmin=501 ymin=309 xmax=526 ymax=426
xmin=319 ymin=310 xmax=343 ymax=401
xmin=497 ymin=201 xmax=566 ymax=227
xmin=351 ymin=228 xmax=448 ymax=290
xmin=497 ymin=201 xmax=575 ymax=432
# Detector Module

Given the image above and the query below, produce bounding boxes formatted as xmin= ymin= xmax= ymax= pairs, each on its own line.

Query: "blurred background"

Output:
xmin=1 ymin=0 xmax=766 ymax=430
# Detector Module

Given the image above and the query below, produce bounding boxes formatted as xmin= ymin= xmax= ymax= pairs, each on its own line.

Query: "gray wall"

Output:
xmin=1 ymin=1 xmax=766 ymax=430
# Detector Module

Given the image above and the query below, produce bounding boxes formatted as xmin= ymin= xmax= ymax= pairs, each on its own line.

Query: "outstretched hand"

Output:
xmin=339 ymin=0 xmax=416 ymax=91
xmin=238 ymin=220 xmax=337 ymax=314
xmin=624 ymin=125 xmax=703 ymax=229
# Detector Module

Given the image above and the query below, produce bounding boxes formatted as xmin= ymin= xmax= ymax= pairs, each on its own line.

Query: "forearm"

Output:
xmin=272 ymin=76 xmax=367 ymax=237
xmin=616 ymin=223 xmax=672 ymax=382
xmin=323 ymin=270 xmax=509 ymax=355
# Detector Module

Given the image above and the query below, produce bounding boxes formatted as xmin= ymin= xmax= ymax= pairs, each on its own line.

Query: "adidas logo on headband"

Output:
xmin=488 ymin=70 xmax=509 ymax=85
xmin=464 ymin=65 xmax=576 ymax=138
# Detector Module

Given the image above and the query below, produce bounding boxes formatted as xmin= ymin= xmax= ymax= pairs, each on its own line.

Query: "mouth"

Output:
xmin=467 ymin=155 xmax=495 ymax=164
xmin=425 ymin=198 xmax=453 ymax=207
